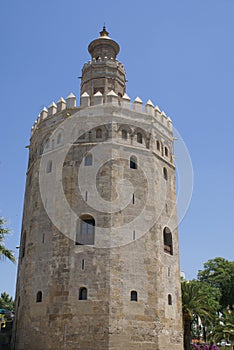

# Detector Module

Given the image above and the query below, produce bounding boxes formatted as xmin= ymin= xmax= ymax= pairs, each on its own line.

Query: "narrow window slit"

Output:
xmin=81 ymin=259 xmax=85 ymax=271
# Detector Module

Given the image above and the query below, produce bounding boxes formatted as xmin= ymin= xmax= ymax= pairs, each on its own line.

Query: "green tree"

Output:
xmin=198 ymin=257 xmax=234 ymax=310
xmin=182 ymin=280 xmax=218 ymax=350
xmin=209 ymin=310 xmax=234 ymax=345
xmin=198 ymin=282 xmax=221 ymax=342
xmin=0 ymin=217 xmax=16 ymax=263
xmin=0 ymin=292 xmax=14 ymax=312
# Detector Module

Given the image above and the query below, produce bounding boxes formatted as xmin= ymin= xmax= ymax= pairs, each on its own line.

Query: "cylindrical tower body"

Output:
xmin=12 ymin=29 xmax=183 ymax=350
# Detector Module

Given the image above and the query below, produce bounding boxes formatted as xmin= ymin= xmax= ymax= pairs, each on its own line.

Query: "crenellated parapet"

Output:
xmin=79 ymin=91 xmax=173 ymax=132
xmin=31 ymin=90 xmax=173 ymax=137
xmin=31 ymin=93 xmax=79 ymax=136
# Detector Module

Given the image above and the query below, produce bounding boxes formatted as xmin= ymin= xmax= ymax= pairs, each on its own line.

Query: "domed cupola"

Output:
xmin=80 ymin=26 xmax=126 ymax=104
xmin=88 ymin=26 xmax=120 ymax=60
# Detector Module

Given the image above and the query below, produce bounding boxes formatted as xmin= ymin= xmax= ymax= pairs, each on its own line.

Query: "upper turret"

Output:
xmin=80 ymin=27 xmax=126 ymax=104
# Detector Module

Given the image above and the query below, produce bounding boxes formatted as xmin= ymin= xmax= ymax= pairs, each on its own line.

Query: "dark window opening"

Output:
xmin=157 ymin=141 xmax=160 ymax=151
xmin=165 ymin=147 xmax=168 ymax=157
xmin=168 ymin=294 xmax=172 ymax=305
xmin=163 ymin=227 xmax=173 ymax=255
xmin=137 ymin=132 xmax=142 ymax=144
xmin=130 ymin=156 xmax=137 ymax=169
xmin=122 ymin=129 xmax=127 ymax=140
xmin=36 ymin=291 xmax=42 ymax=303
xmin=79 ymin=287 xmax=87 ymax=300
xmin=130 ymin=290 xmax=138 ymax=302
xmin=163 ymin=167 xmax=168 ymax=180
xmin=21 ymin=230 xmax=26 ymax=259
xmin=96 ymin=129 xmax=102 ymax=139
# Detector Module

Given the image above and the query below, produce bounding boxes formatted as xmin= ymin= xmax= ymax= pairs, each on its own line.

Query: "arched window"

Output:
xmin=130 ymin=156 xmax=137 ymax=169
xmin=156 ymin=140 xmax=160 ymax=151
xmin=168 ymin=294 xmax=172 ymax=305
xmin=46 ymin=160 xmax=52 ymax=173
xmin=76 ymin=215 xmax=95 ymax=245
xmin=137 ymin=132 xmax=142 ymax=144
xmin=96 ymin=128 xmax=102 ymax=139
xmin=130 ymin=290 xmax=138 ymax=302
xmin=163 ymin=167 xmax=168 ymax=180
xmin=79 ymin=287 xmax=87 ymax=300
xmin=84 ymin=153 xmax=92 ymax=166
xmin=122 ymin=129 xmax=127 ymax=140
xmin=36 ymin=291 xmax=42 ymax=303
xmin=165 ymin=147 xmax=168 ymax=157
xmin=163 ymin=227 xmax=173 ymax=255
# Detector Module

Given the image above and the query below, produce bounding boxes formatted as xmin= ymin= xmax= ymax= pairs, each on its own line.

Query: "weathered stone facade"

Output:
xmin=12 ymin=28 xmax=183 ymax=350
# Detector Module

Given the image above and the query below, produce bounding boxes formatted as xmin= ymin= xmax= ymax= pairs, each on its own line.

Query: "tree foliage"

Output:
xmin=0 ymin=292 xmax=14 ymax=311
xmin=0 ymin=217 xmax=16 ymax=263
xmin=209 ymin=310 xmax=234 ymax=344
xmin=182 ymin=280 xmax=218 ymax=350
xmin=198 ymin=257 xmax=234 ymax=310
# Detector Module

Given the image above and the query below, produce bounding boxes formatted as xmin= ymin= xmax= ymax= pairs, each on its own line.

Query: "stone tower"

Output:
xmin=13 ymin=28 xmax=183 ymax=350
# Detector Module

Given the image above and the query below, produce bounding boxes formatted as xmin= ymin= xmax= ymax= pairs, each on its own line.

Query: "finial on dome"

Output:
xmin=100 ymin=25 xmax=109 ymax=37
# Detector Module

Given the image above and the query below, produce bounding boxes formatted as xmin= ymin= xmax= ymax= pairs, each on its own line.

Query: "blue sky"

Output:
xmin=0 ymin=0 xmax=233 ymax=297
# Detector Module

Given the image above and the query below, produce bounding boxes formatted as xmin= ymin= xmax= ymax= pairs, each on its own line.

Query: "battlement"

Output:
xmin=31 ymin=91 xmax=172 ymax=136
